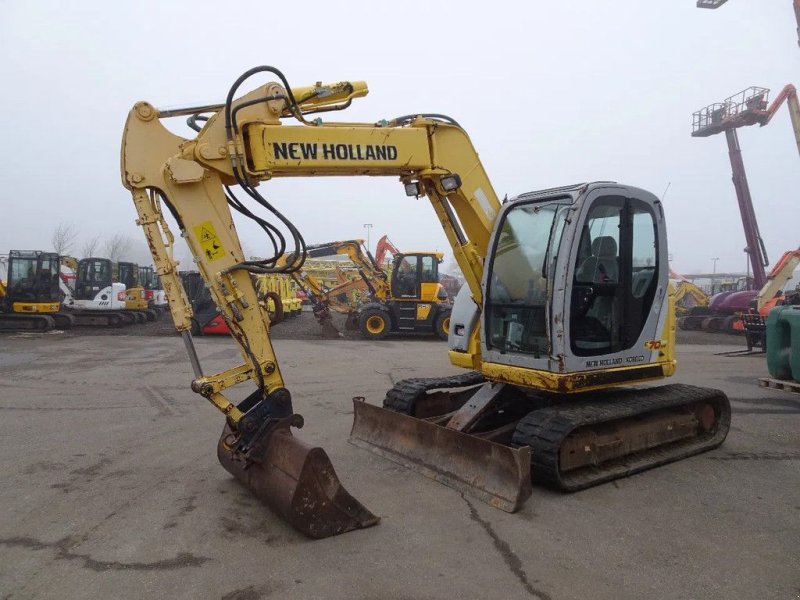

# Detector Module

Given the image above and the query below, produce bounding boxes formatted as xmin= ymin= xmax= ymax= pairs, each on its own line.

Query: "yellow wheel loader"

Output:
xmin=120 ymin=66 xmax=730 ymax=539
xmin=291 ymin=240 xmax=452 ymax=339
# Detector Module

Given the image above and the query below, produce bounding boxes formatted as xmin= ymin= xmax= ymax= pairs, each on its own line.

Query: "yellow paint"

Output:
xmin=481 ymin=361 xmax=671 ymax=394
xmin=366 ymin=314 xmax=386 ymax=334
xmin=416 ymin=303 xmax=432 ymax=320
xmin=419 ymin=282 xmax=442 ymax=303
xmin=13 ymin=302 xmax=60 ymax=314
xmin=193 ymin=220 xmax=226 ymax=262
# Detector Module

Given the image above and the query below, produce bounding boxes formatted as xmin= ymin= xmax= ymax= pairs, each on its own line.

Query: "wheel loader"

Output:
xmin=120 ymin=66 xmax=731 ymax=539
xmin=290 ymin=240 xmax=452 ymax=339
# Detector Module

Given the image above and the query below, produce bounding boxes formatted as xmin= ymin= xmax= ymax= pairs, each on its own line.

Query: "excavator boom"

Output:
xmin=122 ymin=66 xmax=729 ymax=536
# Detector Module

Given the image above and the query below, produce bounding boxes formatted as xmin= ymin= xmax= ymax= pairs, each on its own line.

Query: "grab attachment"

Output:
xmin=218 ymin=415 xmax=379 ymax=539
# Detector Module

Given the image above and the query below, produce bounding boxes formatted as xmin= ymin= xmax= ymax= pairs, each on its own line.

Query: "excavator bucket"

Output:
xmin=319 ymin=318 xmax=342 ymax=339
xmin=349 ymin=400 xmax=532 ymax=512
xmin=312 ymin=308 xmax=343 ymax=338
xmin=217 ymin=421 xmax=379 ymax=539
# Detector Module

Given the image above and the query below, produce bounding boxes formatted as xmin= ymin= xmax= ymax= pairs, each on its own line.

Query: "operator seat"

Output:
xmin=576 ymin=236 xmax=618 ymax=284
xmin=574 ymin=236 xmax=619 ymax=352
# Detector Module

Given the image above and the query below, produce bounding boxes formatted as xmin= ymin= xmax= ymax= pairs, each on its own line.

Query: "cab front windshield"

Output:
xmin=486 ymin=202 xmax=567 ymax=357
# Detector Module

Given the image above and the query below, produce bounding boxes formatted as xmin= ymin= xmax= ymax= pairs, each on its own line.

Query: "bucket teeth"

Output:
xmin=218 ymin=421 xmax=379 ymax=539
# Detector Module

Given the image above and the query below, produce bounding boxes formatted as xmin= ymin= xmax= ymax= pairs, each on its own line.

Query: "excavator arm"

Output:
xmin=122 ymin=66 xmax=732 ymax=535
xmin=282 ymin=239 xmax=391 ymax=336
xmin=121 ymin=66 xmax=499 ymax=538
xmin=303 ymin=239 xmax=391 ymax=301
xmin=375 ymin=235 xmax=401 ymax=268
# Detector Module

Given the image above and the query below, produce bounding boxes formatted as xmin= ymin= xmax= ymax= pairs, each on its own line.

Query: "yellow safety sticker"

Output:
xmin=194 ymin=221 xmax=226 ymax=262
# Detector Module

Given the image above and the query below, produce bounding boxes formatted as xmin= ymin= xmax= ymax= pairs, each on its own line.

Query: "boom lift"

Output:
xmin=691 ymin=84 xmax=800 ymax=330
xmin=121 ymin=66 xmax=731 ymax=538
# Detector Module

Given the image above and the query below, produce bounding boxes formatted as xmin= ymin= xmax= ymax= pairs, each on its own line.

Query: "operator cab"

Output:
xmin=5 ymin=250 xmax=60 ymax=304
xmin=390 ymin=252 xmax=448 ymax=303
xmin=118 ymin=262 xmax=140 ymax=290
xmin=476 ymin=182 xmax=667 ymax=377
xmin=75 ymin=258 xmax=114 ymax=301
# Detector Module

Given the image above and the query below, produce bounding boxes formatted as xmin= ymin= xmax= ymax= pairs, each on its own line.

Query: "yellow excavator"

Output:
xmin=121 ymin=66 xmax=731 ymax=539
xmin=290 ymin=239 xmax=451 ymax=339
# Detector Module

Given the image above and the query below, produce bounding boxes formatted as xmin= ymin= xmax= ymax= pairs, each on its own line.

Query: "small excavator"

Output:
xmin=140 ymin=265 xmax=168 ymax=313
xmin=119 ymin=261 xmax=158 ymax=321
xmin=0 ymin=250 xmax=75 ymax=331
xmin=121 ymin=66 xmax=731 ymax=538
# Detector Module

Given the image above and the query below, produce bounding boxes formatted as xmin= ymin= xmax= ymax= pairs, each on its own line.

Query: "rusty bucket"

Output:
xmin=349 ymin=400 xmax=532 ymax=512
xmin=217 ymin=420 xmax=379 ymax=539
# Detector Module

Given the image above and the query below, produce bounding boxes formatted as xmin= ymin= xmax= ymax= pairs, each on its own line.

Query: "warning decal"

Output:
xmin=193 ymin=221 xmax=226 ymax=262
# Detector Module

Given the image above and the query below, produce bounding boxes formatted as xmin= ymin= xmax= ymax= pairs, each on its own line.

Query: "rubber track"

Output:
xmin=383 ymin=371 xmax=486 ymax=414
xmin=511 ymin=383 xmax=731 ymax=491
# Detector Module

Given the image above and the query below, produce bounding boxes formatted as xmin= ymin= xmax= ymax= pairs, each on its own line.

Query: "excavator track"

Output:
xmin=384 ymin=371 xmax=486 ymax=414
xmin=512 ymin=383 xmax=731 ymax=491
xmin=0 ymin=314 xmax=56 ymax=331
xmin=369 ymin=376 xmax=730 ymax=503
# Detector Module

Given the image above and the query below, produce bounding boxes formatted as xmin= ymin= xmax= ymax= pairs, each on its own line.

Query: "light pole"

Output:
xmin=711 ymin=257 xmax=720 ymax=294
xmin=363 ymin=223 xmax=373 ymax=253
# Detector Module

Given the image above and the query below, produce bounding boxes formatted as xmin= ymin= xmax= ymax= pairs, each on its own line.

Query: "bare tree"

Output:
xmin=79 ymin=235 xmax=102 ymax=258
xmin=51 ymin=222 xmax=78 ymax=256
xmin=104 ymin=233 xmax=133 ymax=262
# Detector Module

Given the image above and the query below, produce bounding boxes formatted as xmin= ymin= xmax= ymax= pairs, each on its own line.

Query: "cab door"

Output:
xmin=391 ymin=254 xmax=422 ymax=299
xmin=564 ymin=189 xmax=666 ymax=370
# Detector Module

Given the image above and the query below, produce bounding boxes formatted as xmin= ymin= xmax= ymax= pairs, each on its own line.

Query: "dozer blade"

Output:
xmin=217 ymin=420 xmax=379 ymax=539
xmin=349 ymin=399 xmax=532 ymax=513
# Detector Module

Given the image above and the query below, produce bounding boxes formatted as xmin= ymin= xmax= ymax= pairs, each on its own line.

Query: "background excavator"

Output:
xmin=119 ymin=261 xmax=158 ymax=321
xmin=140 ymin=265 xmax=168 ymax=313
xmin=121 ymin=65 xmax=731 ymax=539
xmin=291 ymin=239 xmax=452 ymax=339
xmin=0 ymin=250 xmax=75 ymax=331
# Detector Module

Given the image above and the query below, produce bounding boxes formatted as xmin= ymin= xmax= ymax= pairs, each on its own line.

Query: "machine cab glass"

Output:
xmin=570 ymin=196 xmax=658 ymax=356
xmin=391 ymin=253 xmax=439 ymax=299
xmin=484 ymin=201 xmax=569 ymax=358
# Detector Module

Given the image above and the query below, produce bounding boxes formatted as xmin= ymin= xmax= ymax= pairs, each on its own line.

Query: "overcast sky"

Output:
xmin=2 ymin=0 xmax=799 ymax=276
